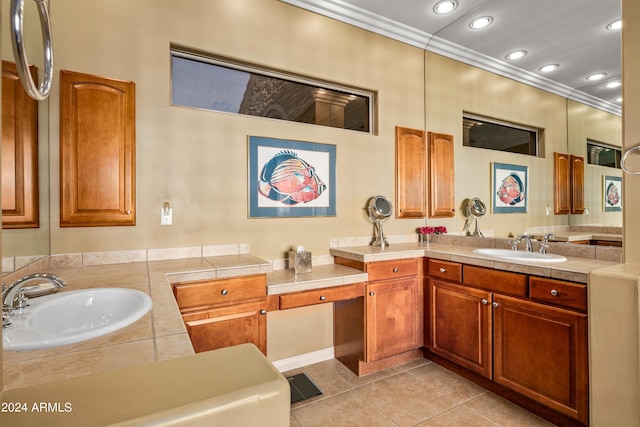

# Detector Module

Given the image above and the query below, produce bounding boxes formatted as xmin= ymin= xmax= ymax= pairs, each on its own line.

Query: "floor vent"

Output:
xmin=287 ymin=372 xmax=323 ymax=404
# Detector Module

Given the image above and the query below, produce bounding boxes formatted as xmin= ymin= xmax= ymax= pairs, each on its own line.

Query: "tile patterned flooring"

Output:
xmin=286 ymin=358 xmax=555 ymax=427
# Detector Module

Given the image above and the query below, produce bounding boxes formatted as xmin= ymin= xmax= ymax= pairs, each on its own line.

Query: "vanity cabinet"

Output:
xmin=428 ymin=132 xmax=456 ymax=218
xmin=173 ymin=274 xmax=267 ymax=355
xmin=395 ymin=126 xmax=426 ymax=218
xmin=2 ymin=61 xmax=39 ymax=229
xmin=60 ymin=70 xmax=136 ymax=227
xmin=334 ymin=257 xmax=422 ymax=376
xmin=426 ymin=261 xmax=588 ymax=425
xmin=554 ymin=152 xmax=584 ymax=215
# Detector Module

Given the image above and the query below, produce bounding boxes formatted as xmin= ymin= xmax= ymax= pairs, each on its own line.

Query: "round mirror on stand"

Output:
xmin=368 ymin=195 xmax=393 ymax=247
xmin=467 ymin=197 xmax=486 ymax=237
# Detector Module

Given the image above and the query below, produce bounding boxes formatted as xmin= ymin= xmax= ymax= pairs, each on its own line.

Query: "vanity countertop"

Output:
xmin=528 ymin=231 xmax=623 ymax=242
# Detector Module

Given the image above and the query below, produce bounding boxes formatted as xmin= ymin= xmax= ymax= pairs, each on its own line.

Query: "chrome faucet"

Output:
xmin=508 ymin=233 xmax=533 ymax=252
xmin=539 ymin=233 xmax=555 ymax=254
xmin=2 ymin=273 xmax=66 ymax=309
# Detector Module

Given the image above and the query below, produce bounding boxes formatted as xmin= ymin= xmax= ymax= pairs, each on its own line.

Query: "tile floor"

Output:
xmin=286 ymin=358 xmax=555 ymax=427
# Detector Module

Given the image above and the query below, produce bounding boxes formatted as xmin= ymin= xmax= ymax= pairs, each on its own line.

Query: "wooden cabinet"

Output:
xmin=2 ymin=61 xmax=39 ymax=229
xmin=334 ymin=257 xmax=422 ymax=376
xmin=428 ymin=132 xmax=455 ymax=218
xmin=60 ymin=70 xmax=136 ymax=227
xmin=426 ymin=261 xmax=589 ymax=425
xmin=395 ymin=126 xmax=426 ymax=218
xmin=554 ymin=152 xmax=584 ymax=215
xmin=173 ymin=274 xmax=267 ymax=355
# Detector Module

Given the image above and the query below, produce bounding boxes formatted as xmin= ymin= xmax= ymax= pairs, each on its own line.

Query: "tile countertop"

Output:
xmin=330 ymin=241 xmax=621 ymax=284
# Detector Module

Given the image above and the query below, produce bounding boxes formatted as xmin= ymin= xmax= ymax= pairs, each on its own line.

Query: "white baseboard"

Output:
xmin=272 ymin=347 xmax=335 ymax=372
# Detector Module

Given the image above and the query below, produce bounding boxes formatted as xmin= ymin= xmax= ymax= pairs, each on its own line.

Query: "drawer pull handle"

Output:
xmin=492 ymin=302 xmax=499 ymax=308
xmin=319 ymin=295 xmax=326 ymax=301
xmin=550 ymin=289 xmax=559 ymax=296
xmin=260 ymin=309 xmax=267 ymax=315
xmin=221 ymin=289 xmax=228 ymax=296
xmin=369 ymin=291 xmax=375 ymax=296
xmin=439 ymin=268 xmax=446 ymax=273
xmin=393 ymin=268 xmax=399 ymax=273
xmin=481 ymin=299 xmax=488 ymax=305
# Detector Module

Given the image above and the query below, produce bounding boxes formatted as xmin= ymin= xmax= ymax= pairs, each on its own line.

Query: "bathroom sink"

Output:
xmin=3 ymin=288 xmax=152 ymax=351
xmin=472 ymin=248 xmax=567 ymax=263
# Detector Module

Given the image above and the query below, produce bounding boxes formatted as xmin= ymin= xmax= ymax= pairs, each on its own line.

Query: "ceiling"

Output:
xmin=280 ymin=0 xmax=622 ymax=115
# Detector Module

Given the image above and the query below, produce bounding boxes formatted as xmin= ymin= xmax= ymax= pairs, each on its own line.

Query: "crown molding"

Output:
xmin=280 ymin=0 xmax=621 ymax=116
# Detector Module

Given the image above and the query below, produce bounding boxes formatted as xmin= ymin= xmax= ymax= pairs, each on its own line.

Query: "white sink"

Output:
xmin=3 ymin=288 xmax=152 ymax=351
xmin=472 ymin=248 xmax=567 ymax=263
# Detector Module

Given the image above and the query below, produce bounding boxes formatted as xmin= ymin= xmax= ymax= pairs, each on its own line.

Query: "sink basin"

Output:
xmin=3 ymin=288 xmax=152 ymax=351
xmin=472 ymin=248 xmax=567 ymax=263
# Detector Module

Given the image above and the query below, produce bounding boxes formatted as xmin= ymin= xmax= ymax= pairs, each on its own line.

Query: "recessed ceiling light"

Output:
xmin=539 ymin=64 xmax=559 ymax=73
xmin=607 ymin=19 xmax=621 ymax=30
xmin=506 ymin=50 xmax=527 ymax=60
xmin=604 ymin=81 xmax=621 ymax=89
xmin=586 ymin=73 xmax=607 ymax=81
xmin=469 ymin=16 xmax=493 ymax=29
xmin=434 ymin=1 xmax=457 ymax=15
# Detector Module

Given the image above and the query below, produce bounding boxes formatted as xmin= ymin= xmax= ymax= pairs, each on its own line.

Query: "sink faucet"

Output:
xmin=509 ymin=233 xmax=533 ymax=252
xmin=539 ymin=233 xmax=555 ymax=254
xmin=2 ymin=273 xmax=66 ymax=310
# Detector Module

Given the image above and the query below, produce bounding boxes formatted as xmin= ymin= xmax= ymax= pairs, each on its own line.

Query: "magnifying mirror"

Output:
xmin=368 ymin=195 xmax=393 ymax=247
xmin=467 ymin=197 xmax=486 ymax=237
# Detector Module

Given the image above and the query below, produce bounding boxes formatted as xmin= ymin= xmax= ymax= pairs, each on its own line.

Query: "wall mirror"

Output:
xmin=1 ymin=0 xmax=50 ymax=273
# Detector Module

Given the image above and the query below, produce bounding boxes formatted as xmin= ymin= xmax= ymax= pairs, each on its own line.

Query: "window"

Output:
xmin=463 ymin=114 xmax=540 ymax=156
xmin=587 ymin=140 xmax=621 ymax=169
xmin=170 ymin=48 xmax=375 ymax=133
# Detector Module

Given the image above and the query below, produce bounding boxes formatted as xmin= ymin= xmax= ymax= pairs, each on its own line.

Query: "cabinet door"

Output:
xmin=60 ymin=70 xmax=136 ymax=226
xmin=395 ymin=126 xmax=426 ymax=218
xmin=429 ymin=279 xmax=493 ymax=378
xmin=554 ymin=152 xmax=571 ymax=215
xmin=570 ymin=155 xmax=585 ymax=214
xmin=2 ymin=61 xmax=39 ymax=229
xmin=366 ymin=277 xmax=418 ymax=362
xmin=493 ymin=294 xmax=588 ymax=424
xmin=428 ymin=132 xmax=455 ymax=218
xmin=182 ymin=300 xmax=267 ymax=355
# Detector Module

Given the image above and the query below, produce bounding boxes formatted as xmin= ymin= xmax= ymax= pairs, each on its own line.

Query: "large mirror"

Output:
xmin=1 ymin=0 xmax=50 ymax=273
xmin=566 ymin=99 xmax=623 ymax=228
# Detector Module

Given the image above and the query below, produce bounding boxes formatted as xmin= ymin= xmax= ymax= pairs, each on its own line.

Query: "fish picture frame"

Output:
xmin=492 ymin=162 xmax=528 ymax=213
xmin=248 ymin=136 xmax=336 ymax=218
xmin=603 ymin=175 xmax=622 ymax=212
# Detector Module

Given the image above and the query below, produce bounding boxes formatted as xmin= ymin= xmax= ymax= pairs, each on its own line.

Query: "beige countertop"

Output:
xmin=528 ymin=231 xmax=623 ymax=242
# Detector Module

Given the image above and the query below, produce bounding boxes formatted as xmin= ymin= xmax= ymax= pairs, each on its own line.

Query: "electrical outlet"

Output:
xmin=161 ymin=207 xmax=172 ymax=225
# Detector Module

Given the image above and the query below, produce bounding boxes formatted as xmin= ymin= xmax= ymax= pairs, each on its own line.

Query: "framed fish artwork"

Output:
xmin=248 ymin=136 xmax=336 ymax=218
xmin=603 ymin=175 xmax=622 ymax=212
xmin=492 ymin=162 xmax=527 ymax=213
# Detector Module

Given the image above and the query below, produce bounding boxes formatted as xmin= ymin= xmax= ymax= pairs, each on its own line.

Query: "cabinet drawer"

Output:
xmin=529 ymin=277 xmax=587 ymax=312
xmin=463 ymin=265 xmax=528 ymax=297
xmin=173 ymin=274 xmax=266 ymax=311
xmin=279 ymin=283 xmax=363 ymax=310
xmin=366 ymin=258 xmax=418 ymax=281
xmin=428 ymin=259 xmax=462 ymax=282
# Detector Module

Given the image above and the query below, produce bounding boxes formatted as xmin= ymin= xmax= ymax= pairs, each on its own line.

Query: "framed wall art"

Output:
xmin=492 ymin=162 xmax=527 ymax=213
xmin=603 ymin=175 xmax=622 ymax=212
xmin=248 ymin=136 xmax=336 ymax=218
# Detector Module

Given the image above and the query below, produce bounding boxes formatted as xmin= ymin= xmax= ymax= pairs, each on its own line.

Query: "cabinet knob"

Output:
xmin=550 ymin=289 xmax=559 ymax=296
xmin=125 ymin=209 xmax=132 ymax=215
xmin=369 ymin=291 xmax=375 ymax=296
xmin=481 ymin=299 xmax=488 ymax=305
xmin=439 ymin=268 xmax=446 ymax=273
xmin=319 ymin=295 xmax=326 ymax=301
xmin=492 ymin=302 xmax=499 ymax=308
xmin=393 ymin=268 xmax=399 ymax=273
xmin=221 ymin=289 xmax=228 ymax=295
xmin=260 ymin=309 xmax=267 ymax=315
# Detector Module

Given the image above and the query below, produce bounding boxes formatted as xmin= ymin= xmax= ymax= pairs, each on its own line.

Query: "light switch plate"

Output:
xmin=161 ymin=208 xmax=172 ymax=225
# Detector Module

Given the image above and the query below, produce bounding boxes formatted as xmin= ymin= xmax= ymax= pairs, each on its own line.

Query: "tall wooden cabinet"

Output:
xmin=554 ymin=152 xmax=584 ymax=215
xmin=395 ymin=126 xmax=426 ymax=218
xmin=2 ymin=61 xmax=39 ymax=229
xmin=60 ymin=70 xmax=136 ymax=226
xmin=428 ymin=132 xmax=455 ymax=218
